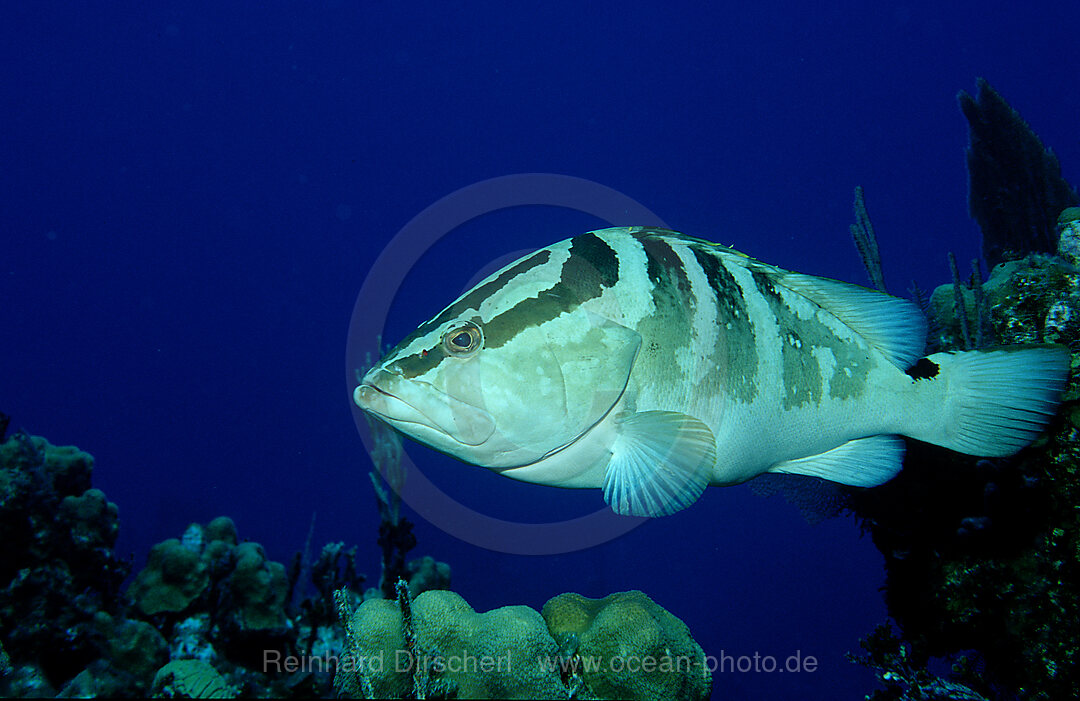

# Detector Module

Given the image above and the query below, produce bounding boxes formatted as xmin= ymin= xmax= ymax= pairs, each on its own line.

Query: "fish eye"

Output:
xmin=442 ymin=321 xmax=483 ymax=357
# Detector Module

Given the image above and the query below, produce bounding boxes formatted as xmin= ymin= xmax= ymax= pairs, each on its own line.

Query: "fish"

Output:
xmin=354 ymin=227 xmax=1070 ymax=518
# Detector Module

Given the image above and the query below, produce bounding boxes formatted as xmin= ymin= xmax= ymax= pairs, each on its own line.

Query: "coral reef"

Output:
xmin=0 ymin=426 xmax=474 ymax=698
xmin=405 ymin=554 xmax=451 ymax=599
xmin=227 ymin=541 xmax=290 ymax=631
xmin=849 ymin=214 xmax=1080 ymax=699
xmin=958 ymin=78 xmax=1079 ymax=268
xmin=0 ymin=433 xmax=133 ymax=692
xmin=126 ymin=518 xmax=307 ymax=689
xmin=335 ymin=585 xmax=711 ymax=700
xmin=1057 ymin=206 xmax=1080 ymax=266
xmin=129 ymin=535 xmax=212 ymax=616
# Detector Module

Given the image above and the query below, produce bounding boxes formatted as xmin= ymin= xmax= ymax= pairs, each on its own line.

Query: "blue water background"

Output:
xmin=4 ymin=3 xmax=1079 ymax=698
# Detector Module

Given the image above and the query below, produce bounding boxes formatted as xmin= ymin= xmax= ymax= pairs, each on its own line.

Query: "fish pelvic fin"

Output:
xmin=914 ymin=345 xmax=1070 ymax=456
xmin=602 ymin=411 xmax=715 ymax=517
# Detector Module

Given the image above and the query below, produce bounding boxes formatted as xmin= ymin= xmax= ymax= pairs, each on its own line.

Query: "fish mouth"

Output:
xmin=354 ymin=369 xmax=496 ymax=447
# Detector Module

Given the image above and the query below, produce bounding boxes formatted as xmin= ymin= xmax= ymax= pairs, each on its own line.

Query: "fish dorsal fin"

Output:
xmin=602 ymin=411 xmax=715 ymax=517
xmin=770 ymin=272 xmax=928 ymax=369
xmin=768 ymin=434 xmax=905 ymax=488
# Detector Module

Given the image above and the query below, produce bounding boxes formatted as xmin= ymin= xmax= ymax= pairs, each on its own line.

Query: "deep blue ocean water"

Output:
xmin=4 ymin=2 xmax=1079 ymax=698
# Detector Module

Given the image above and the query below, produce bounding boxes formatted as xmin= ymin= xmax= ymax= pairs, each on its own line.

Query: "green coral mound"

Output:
xmin=543 ymin=591 xmax=711 ymax=701
xmin=128 ymin=517 xmax=287 ymax=631
xmin=95 ymin=612 xmax=168 ymax=682
xmin=227 ymin=542 xmax=288 ymax=630
xmin=130 ymin=538 xmax=211 ymax=616
xmin=336 ymin=588 xmax=710 ymax=700
xmin=340 ymin=590 xmax=565 ymax=699
xmin=151 ymin=659 xmax=236 ymax=699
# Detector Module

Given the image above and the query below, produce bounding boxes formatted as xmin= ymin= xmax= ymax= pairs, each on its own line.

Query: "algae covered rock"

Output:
xmin=929 ymin=253 xmax=1080 ymax=350
xmin=1056 ymin=206 xmax=1080 ymax=266
xmin=95 ymin=612 xmax=168 ymax=682
xmin=543 ymin=590 xmax=711 ymax=701
xmin=204 ymin=515 xmax=238 ymax=546
xmin=59 ymin=488 xmax=119 ymax=551
xmin=127 ymin=518 xmax=294 ymax=673
xmin=855 ymin=230 xmax=1080 ymax=698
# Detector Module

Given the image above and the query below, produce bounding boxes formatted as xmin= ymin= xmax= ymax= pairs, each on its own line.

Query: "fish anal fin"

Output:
xmin=768 ymin=434 xmax=905 ymax=488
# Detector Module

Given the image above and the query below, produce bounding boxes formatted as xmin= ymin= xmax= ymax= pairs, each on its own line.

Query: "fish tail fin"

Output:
xmin=918 ymin=345 xmax=1070 ymax=456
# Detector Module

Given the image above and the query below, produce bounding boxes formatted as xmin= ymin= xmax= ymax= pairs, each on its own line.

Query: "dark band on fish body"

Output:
xmin=744 ymin=263 xmax=873 ymax=407
xmin=567 ymin=231 xmax=620 ymax=289
xmin=390 ymin=234 xmax=620 ymax=374
xmin=393 ymin=342 xmax=443 ymax=378
xmin=389 ymin=249 xmax=556 ymax=377
xmin=412 ymin=249 xmax=553 ymax=339
xmin=482 ymin=232 xmax=619 ymax=349
xmin=750 ymin=267 xmax=782 ymax=306
xmin=639 ymin=232 xmax=691 ymax=294
xmin=691 ymin=244 xmax=750 ymax=326
xmin=687 ymin=242 xmax=760 ymax=402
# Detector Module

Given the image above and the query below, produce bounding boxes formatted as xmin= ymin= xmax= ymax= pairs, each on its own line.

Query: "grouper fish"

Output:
xmin=354 ymin=227 xmax=1070 ymax=518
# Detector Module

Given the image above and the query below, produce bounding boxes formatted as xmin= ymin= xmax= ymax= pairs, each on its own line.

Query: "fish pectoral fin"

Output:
xmin=601 ymin=411 xmax=715 ymax=518
xmin=768 ymin=434 xmax=905 ymax=488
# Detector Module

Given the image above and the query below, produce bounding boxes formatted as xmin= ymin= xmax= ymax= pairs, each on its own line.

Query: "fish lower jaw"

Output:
xmin=354 ymin=384 xmax=440 ymax=433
